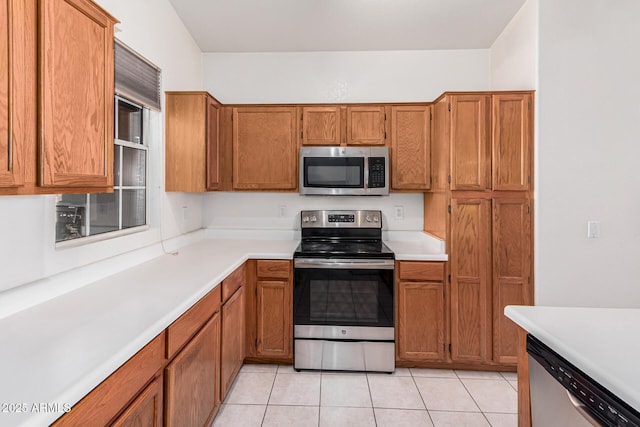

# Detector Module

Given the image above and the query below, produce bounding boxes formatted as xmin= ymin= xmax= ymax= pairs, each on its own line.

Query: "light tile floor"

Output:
xmin=212 ymin=364 xmax=518 ymax=427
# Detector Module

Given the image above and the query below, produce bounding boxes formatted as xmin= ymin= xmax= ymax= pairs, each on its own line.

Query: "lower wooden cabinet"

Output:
xmin=257 ymin=279 xmax=292 ymax=358
xmin=221 ymin=286 xmax=245 ymax=401
xmin=111 ymin=376 xmax=163 ymax=427
xmin=396 ymin=261 xmax=446 ymax=362
xmin=165 ymin=313 xmax=220 ymax=427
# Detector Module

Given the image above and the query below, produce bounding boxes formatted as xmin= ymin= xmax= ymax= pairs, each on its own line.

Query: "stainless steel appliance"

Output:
xmin=299 ymin=147 xmax=389 ymax=196
xmin=293 ymin=210 xmax=395 ymax=373
xmin=528 ymin=335 xmax=640 ymax=427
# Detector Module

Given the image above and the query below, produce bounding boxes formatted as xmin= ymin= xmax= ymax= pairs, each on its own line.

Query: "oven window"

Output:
xmin=304 ymin=157 xmax=364 ymax=188
xmin=294 ymin=268 xmax=394 ymax=327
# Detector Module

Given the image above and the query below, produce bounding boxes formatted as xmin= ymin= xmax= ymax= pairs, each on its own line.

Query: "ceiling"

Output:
xmin=168 ymin=0 xmax=527 ymax=52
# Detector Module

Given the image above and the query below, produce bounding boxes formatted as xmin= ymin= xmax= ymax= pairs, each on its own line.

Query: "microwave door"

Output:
xmin=303 ymin=157 xmax=364 ymax=194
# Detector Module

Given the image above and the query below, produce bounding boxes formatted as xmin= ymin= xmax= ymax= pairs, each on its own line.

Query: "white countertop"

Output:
xmin=505 ymin=305 xmax=640 ymax=412
xmin=0 ymin=232 xmax=446 ymax=426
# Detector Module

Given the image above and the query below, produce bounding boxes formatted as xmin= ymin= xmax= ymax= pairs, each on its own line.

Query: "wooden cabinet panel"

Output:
xmin=222 ymin=263 xmax=246 ymax=303
xmin=166 ymin=92 xmax=225 ymax=192
xmin=221 ymin=286 xmax=245 ymax=401
xmin=450 ymin=95 xmax=491 ymax=190
xmin=398 ymin=261 xmax=444 ymax=282
xmin=397 ymin=281 xmax=445 ymax=361
xmin=301 ymin=106 xmax=341 ymax=146
xmin=256 ymin=280 xmax=292 ymax=358
xmin=166 ymin=285 xmax=221 ymax=359
xmin=165 ymin=313 xmax=220 ymax=427
xmin=493 ymin=197 xmax=532 ymax=364
xmin=449 ymin=198 xmax=491 ymax=363
xmin=492 ymin=94 xmax=531 ymax=191
xmin=53 ymin=333 xmax=165 ymax=427
xmin=232 ymin=107 xmax=298 ymax=190
xmin=346 ymin=106 xmax=386 ymax=146
xmin=391 ymin=105 xmax=431 ymax=190
xmin=111 ymin=376 xmax=163 ymax=427
xmin=257 ymin=260 xmax=291 ymax=279
xmin=39 ymin=0 xmax=115 ymax=188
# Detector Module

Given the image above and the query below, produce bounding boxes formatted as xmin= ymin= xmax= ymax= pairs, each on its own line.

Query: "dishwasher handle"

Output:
xmin=566 ymin=390 xmax=601 ymax=427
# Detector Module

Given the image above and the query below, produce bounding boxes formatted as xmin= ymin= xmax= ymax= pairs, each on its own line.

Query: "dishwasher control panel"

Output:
xmin=527 ymin=335 xmax=640 ymax=427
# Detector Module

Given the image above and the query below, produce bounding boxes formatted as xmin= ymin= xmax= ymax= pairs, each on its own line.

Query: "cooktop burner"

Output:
xmin=294 ymin=239 xmax=395 ymax=259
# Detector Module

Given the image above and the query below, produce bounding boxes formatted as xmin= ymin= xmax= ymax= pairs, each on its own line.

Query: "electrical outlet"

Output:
xmin=587 ymin=220 xmax=600 ymax=238
xmin=278 ymin=205 xmax=287 ymax=217
xmin=182 ymin=206 xmax=189 ymax=225
xmin=394 ymin=205 xmax=404 ymax=220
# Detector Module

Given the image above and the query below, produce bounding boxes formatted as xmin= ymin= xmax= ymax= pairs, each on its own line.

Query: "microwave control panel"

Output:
xmin=368 ymin=157 xmax=386 ymax=188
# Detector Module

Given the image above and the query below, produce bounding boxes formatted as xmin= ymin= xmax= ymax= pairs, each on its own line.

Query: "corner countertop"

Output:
xmin=0 ymin=231 xmax=446 ymax=427
xmin=505 ymin=305 xmax=640 ymax=412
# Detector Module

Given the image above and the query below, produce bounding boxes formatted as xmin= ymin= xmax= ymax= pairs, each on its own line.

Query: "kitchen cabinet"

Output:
xmin=300 ymin=106 xmax=341 ymax=146
xmin=345 ymin=105 xmax=387 ymax=146
xmin=245 ymin=260 xmax=293 ymax=363
xmin=111 ymin=376 xmax=163 ymax=427
xmin=165 ymin=314 xmax=220 ymax=427
xmin=396 ymin=261 xmax=446 ymax=362
xmin=425 ymin=90 xmax=534 ymax=370
xmin=220 ymin=268 xmax=245 ymax=401
xmin=52 ymin=333 xmax=165 ymax=427
xmin=232 ymin=106 xmax=298 ymax=190
xmin=390 ymin=105 xmax=431 ymax=190
xmin=165 ymin=92 xmax=229 ymax=192
xmin=0 ymin=0 xmax=117 ymax=195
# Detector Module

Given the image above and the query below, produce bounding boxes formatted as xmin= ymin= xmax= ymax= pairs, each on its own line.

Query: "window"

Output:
xmin=55 ymin=97 xmax=149 ymax=243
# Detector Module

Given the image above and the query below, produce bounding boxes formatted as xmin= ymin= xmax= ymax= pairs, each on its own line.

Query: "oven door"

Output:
xmin=293 ymin=258 xmax=394 ymax=330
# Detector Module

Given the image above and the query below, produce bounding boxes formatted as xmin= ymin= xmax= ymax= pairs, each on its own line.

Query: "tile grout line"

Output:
xmin=454 ymin=370 xmax=495 ymax=426
xmin=409 ymin=368 xmax=437 ymax=426
xmin=364 ymin=373 xmax=378 ymax=427
xmin=260 ymin=368 xmax=279 ymax=427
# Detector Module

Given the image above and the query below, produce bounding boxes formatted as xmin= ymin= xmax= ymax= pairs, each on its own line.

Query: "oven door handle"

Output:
xmin=294 ymin=259 xmax=395 ymax=270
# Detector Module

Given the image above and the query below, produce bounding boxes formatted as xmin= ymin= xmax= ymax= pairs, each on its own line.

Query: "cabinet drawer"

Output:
xmin=167 ymin=286 xmax=221 ymax=359
xmin=222 ymin=264 xmax=246 ymax=303
xmin=257 ymin=260 xmax=290 ymax=279
xmin=52 ymin=333 xmax=165 ymax=427
xmin=398 ymin=261 xmax=445 ymax=281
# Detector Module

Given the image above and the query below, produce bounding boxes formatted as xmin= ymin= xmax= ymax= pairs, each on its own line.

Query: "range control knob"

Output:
xmin=302 ymin=216 xmax=310 ymax=223
xmin=373 ymin=215 xmax=380 ymax=222
xmin=365 ymin=215 xmax=372 ymax=222
xmin=310 ymin=215 xmax=317 ymax=222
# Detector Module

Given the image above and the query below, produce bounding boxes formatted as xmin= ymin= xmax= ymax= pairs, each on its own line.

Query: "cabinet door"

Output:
xmin=397 ymin=281 xmax=445 ymax=361
xmin=493 ymin=197 xmax=532 ymax=364
xmin=206 ymin=95 xmax=221 ymax=190
xmin=346 ymin=106 xmax=386 ymax=146
xmin=450 ymin=95 xmax=490 ymax=190
xmin=40 ymin=0 xmax=115 ymax=188
xmin=492 ymin=93 xmax=532 ymax=191
xmin=391 ymin=105 xmax=431 ymax=190
xmin=221 ymin=286 xmax=245 ymax=401
xmin=301 ymin=106 xmax=340 ymax=146
xmin=256 ymin=280 xmax=292 ymax=358
xmin=165 ymin=313 xmax=220 ymax=427
xmin=0 ymin=0 xmax=23 ymax=188
xmin=449 ymin=198 xmax=492 ymax=363
xmin=232 ymin=107 xmax=298 ymax=190
xmin=111 ymin=376 xmax=163 ymax=427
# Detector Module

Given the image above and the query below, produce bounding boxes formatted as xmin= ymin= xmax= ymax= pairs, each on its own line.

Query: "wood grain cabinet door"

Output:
xmin=492 ymin=93 xmax=532 ymax=191
xmin=0 ymin=0 xmax=20 ymax=188
xmin=301 ymin=106 xmax=341 ymax=146
xmin=221 ymin=286 xmax=245 ymax=401
xmin=39 ymin=0 xmax=116 ymax=188
xmin=256 ymin=279 xmax=292 ymax=358
xmin=206 ymin=94 xmax=221 ymax=190
xmin=450 ymin=95 xmax=491 ymax=190
xmin=232 ymin=107 xmax=298 ymax=190
xmin=449 ymin=198 xmax=492 ymax=363
xmin=390 ymin=105 xmax=431 ymax=190
xmin=111 ymin=376 xmax=163 ymax=427
xmin=346 ymin=106 xmax=387 ymax=146
xmin=492 ymin=197 xmax=532 ymax=365
xmin=165 ymin=313 xmax=220 ymax=427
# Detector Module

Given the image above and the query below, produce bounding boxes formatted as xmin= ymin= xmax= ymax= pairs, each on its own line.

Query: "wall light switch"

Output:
xmin=394 ymin=206 xmax=404 ymax=221
xmin=587 ymin=220 xmax=600 ymax=238
xmin=279 ymin=205 xmax=287 ymax=217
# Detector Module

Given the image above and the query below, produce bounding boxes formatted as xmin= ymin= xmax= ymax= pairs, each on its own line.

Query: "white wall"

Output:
xmin=201 ymin=49 xmax=491 ymax=230
xmin=535 ymin=0 xmax=640 ymax=307
xmin=0 ymin=0 xmax=203 ymax=293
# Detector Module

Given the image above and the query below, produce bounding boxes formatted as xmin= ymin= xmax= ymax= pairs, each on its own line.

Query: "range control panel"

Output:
xmin=301 ymin=210 xmax=382 ymax=229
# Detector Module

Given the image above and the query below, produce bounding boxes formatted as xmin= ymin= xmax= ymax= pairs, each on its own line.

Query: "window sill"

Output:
xmin=55 ymin=225 xmax=151 ymax=250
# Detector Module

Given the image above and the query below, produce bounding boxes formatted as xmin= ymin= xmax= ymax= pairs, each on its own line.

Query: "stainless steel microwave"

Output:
xmin=299 ymin=147 xmax=389 ymax=196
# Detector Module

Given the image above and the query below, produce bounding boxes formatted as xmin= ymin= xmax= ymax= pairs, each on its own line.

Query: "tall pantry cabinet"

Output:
xmin=425 ymin=91 xmax=533 ymax=367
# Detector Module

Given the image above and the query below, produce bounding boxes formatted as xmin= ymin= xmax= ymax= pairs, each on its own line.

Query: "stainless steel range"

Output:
xmin=293 ymin=210 xmax=395 ymax=373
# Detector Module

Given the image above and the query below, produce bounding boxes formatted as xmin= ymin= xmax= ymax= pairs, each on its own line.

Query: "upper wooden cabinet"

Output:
xmin=165 ymin=92 xmax=228 ymax=192
xmin=492 ymin=93 xmax=532 ymax=191
xmin=300 ymin=106 xmax=341 ymax=146
xmin=1 ymin=0 xmax=117 ymax=195
xmin=346 ymin=106 xmax=387 ymax=146
xmin=232 ymin=106 xmax=298 ymax=190
xmin=390 ymin=105 xmax=431 ymax=190
xmin=450 ymin=95 xmax=491 ymax=191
